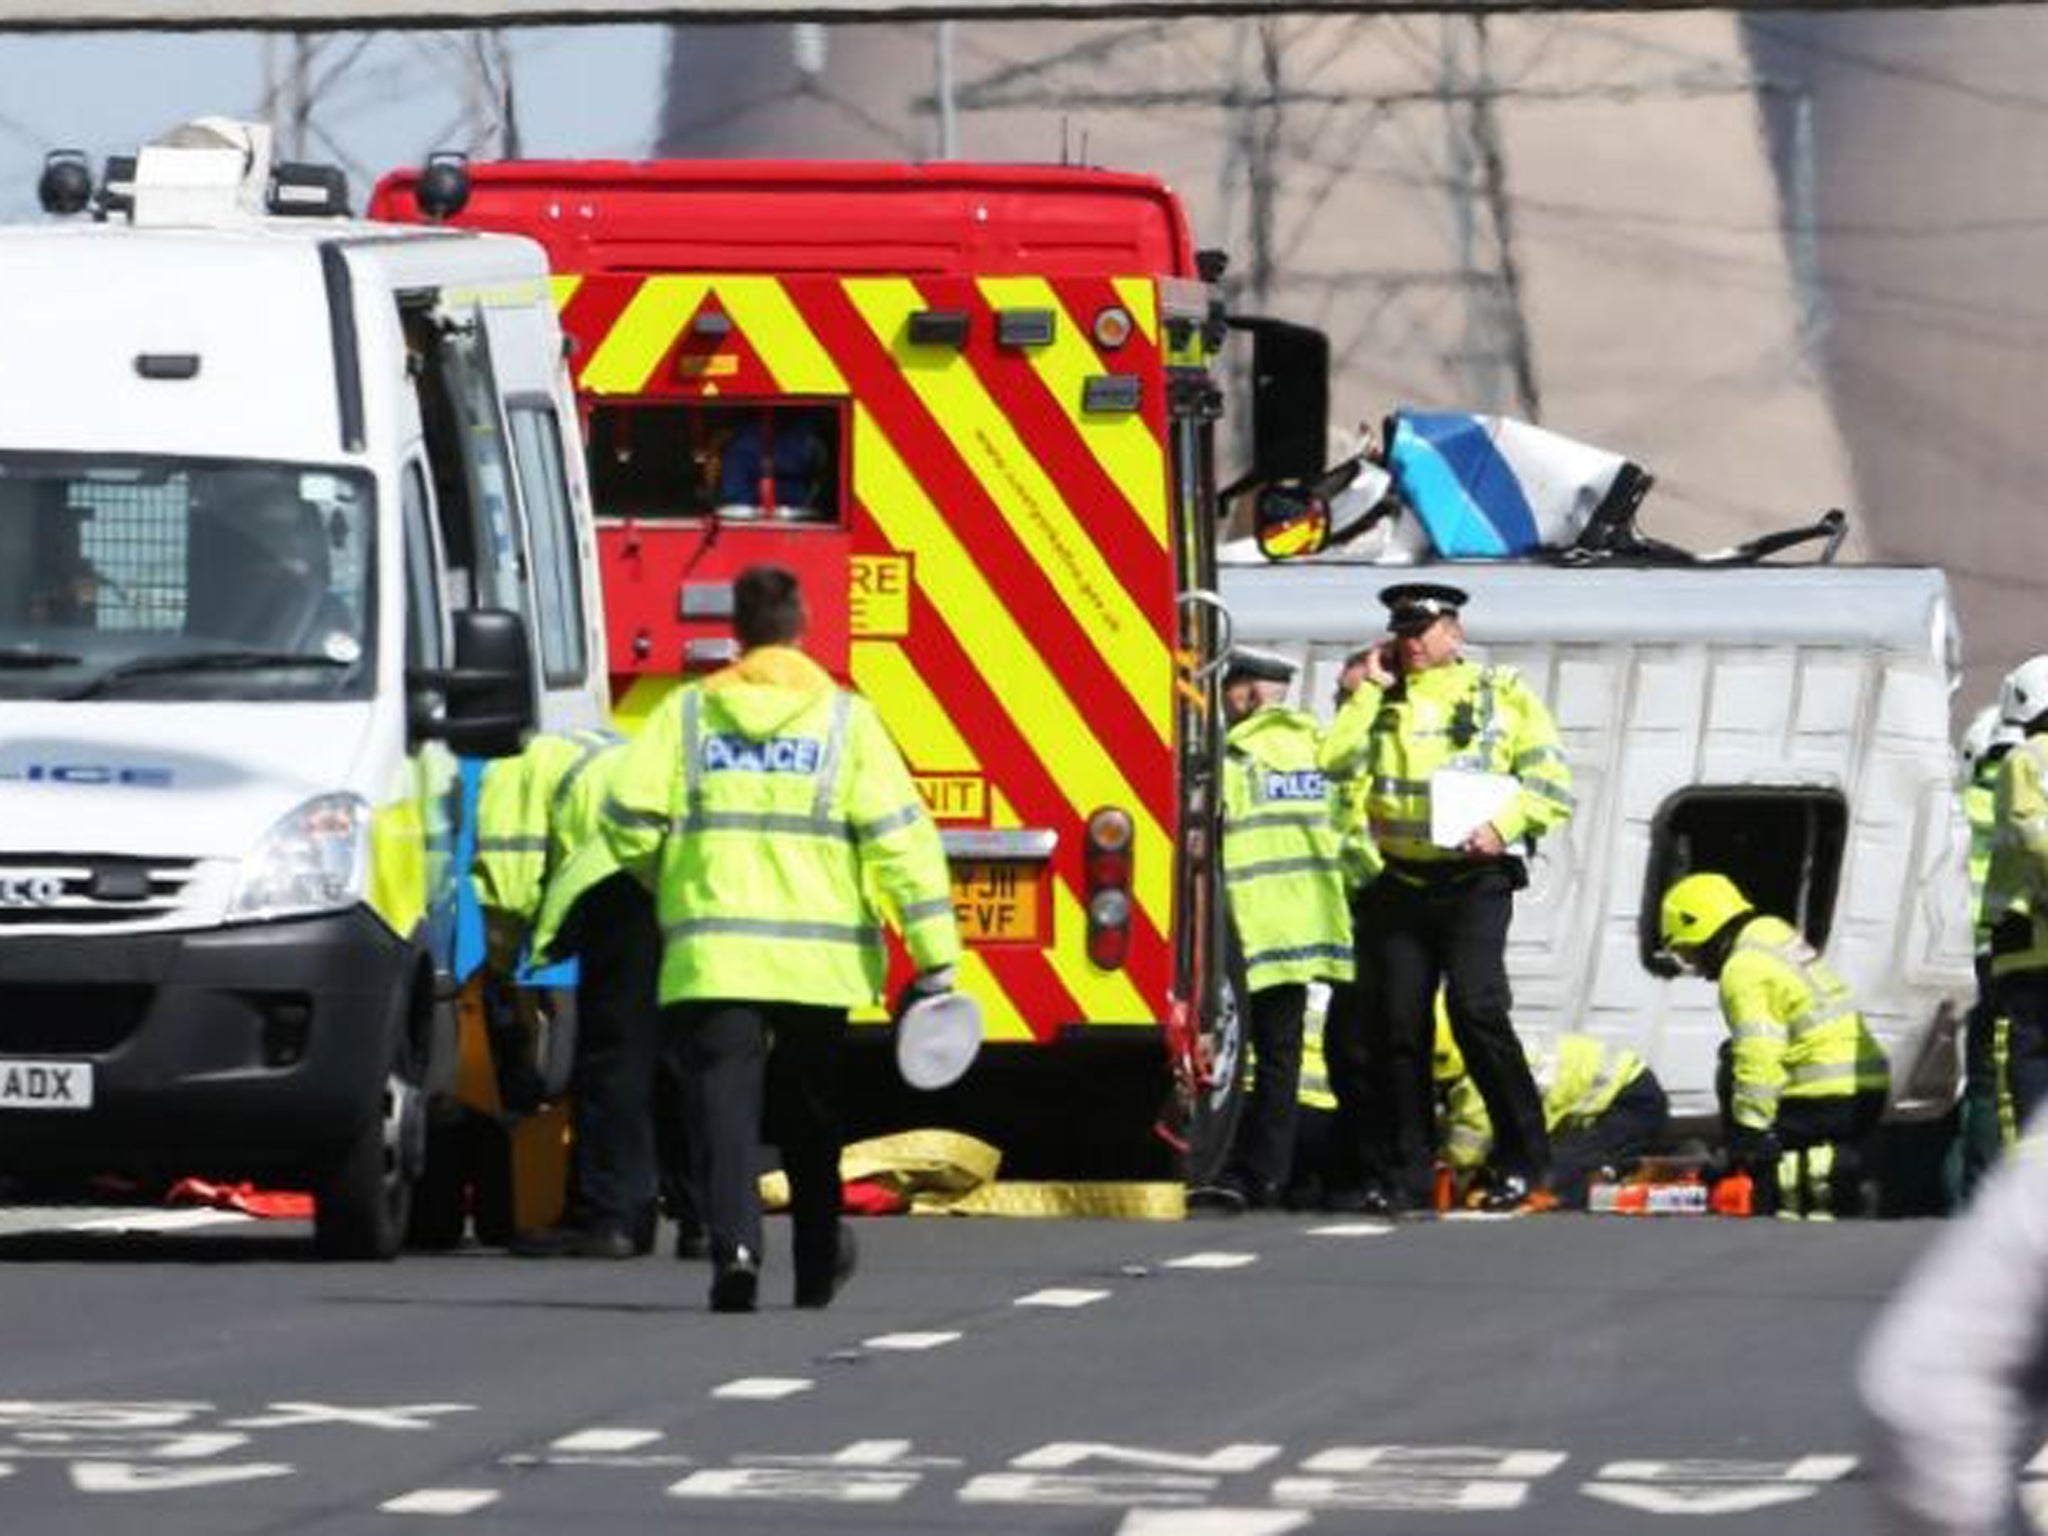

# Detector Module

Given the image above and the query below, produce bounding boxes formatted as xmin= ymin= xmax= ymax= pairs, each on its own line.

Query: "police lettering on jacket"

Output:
xmin=701 ymin=734 xmax=823 ymax=774
xmin=1261 ymin=768 xmax=1328 ymax=801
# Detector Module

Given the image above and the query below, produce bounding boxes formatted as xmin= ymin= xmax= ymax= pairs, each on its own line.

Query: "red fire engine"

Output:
xmin=370 ymin=159 xmax=1327 ymax=1178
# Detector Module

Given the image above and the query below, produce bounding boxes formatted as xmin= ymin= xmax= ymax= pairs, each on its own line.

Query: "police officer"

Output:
xmin=1660 ymin=871 xmax=1889 ymax=1218
xmin=1318 ymin=582 xmax=1572 ymax=1212
xmin=1190 ymin=648 xmax=1353 ymax=1213
xmin=602 ymin=565 xmax=961 ymax=1312
xmin=473 ymin=727 xmax=675 ymax=1257
xmin=1983 ymin=656 xmax=2048 ymax=1132
xmin=1958 ymin=704 xmax=2022 ymax=1192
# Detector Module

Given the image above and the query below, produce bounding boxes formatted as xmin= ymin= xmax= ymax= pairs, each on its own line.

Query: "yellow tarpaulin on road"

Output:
xmin=759 ymin=1129 xmax=1184 ymax=1220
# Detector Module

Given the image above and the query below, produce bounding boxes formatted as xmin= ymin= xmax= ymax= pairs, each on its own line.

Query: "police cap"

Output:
xmin=1380 ymin=581 xmax=1470 ymax=634
xmin=1222 ymin=647 xmax=1297 ymax=687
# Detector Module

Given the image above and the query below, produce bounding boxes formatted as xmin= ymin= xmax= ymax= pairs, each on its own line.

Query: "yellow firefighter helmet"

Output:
xmin=1659 ymin=871 xmax=1752 ymax=954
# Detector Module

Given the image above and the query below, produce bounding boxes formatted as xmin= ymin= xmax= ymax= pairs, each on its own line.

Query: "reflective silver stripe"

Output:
xmin=1243 ymin=941 xmax=1352 ymax=968
xmin=1525 ymin=780 xmax=1576 ymax=812
xmin=1729 ymin=1018 xmax=1781 ymax=1042
xmin=856 ymin=803 xmax=925 ymax=841
xmin=900 ymin=896 xmax=955 ymax=923
xmin=1372 ymin=775 xmax=1431 ymax=797
xmin=1224 ymin=855 xmax=1345 ymax=884
xmin=552 ymin=731 xmax=621 ymax=817
xmin=1371 ymin=816 xmax=1432 ymax=840
xmin=678 ymin=810 xmax=854 ymax=841
xmin=1233 ymin=809 xmax=1333 ymax=833
xmin=812 ymin=691 xmax=853 ymax=822
xmin=663 ymin=916 xmax=882 ymax=947
xmin=680 ymin=687 xmax=702 ymax=809
xmin=1787 ymin=1059 xmax=1872 ymax=1087
xmin=1514 ymin=745 xmax=1567 ymax=770
xmin=476 ymin=835 xmax=549 ymax=852
xmin=605 ymin=795 xmax=667 ymax=831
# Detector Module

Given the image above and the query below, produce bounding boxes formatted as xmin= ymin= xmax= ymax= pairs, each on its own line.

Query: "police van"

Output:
xmin=0 ymin=120 xmax=606 ymax=1255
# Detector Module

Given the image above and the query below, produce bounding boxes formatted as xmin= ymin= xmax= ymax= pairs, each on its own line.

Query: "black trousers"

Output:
xmin=668 ymin=998 xmax=846 ymax=1284
xmin=1226 ymin=982 xmax=1308 ymax=1198
xmin=1993 ymin=969 xmax=2048 ymax=1131
xmin=1365 ymin=863 xmax=1550 ymax=1199
xmin=564 ymin=874 xmax=665 ymax=1230
xmin=1319 ymin=887 xmax=1386 ymax=1195
xmin=1548 ymin=1070 xmax=1670 ymax=1207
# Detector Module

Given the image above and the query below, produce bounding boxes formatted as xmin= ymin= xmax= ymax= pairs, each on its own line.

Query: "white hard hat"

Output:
xmin=2001 ymin=655 xmax=2048 ymax=730
xmin=895 ymin=991 xmax=983 ymax=1091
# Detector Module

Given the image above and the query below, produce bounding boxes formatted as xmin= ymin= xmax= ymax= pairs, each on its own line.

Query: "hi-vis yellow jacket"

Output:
xmin=1222 ymin=706 xmax=1354 ymax=993
xmin=601 ymin=646 xmax=962 ymax=1008
xmin=1720 ymin=914 xmax=1888 ymax=1131
xmin=1434 ymin=1016 xmax=1651 ymax=1170
xmin=1966 ymin=758 xmax=1998 ymax=950
xmin=472 ymin=727 xmax=623 ymax=970
xmin=1986 ymin=735 xmax=2048 ymax=976
xmin=1317 ymin=658 xmax=1573 ymax=870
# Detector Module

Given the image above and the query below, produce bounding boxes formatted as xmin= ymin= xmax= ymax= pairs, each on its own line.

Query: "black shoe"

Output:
xmin=1324 ymin=1184 xmax=1396 ymax=1217
xmin=630 ymin=1204 xmax=659 ymax=1257
xmin=674 ymin=1225 xmax=711 ymax=1261
xmin=1185 ymin=1183 xmax=1249 ymax=1217
xmin=1475 ymin=1173 xmax=1533 ymax=1213
xmin=795 ymin=1221 xmax=857 ymax=1309
xmin=710 ymin=1246 xmax=760 ymax=1313
xmin=509 ymin=1222 xmax=638 ymax=1259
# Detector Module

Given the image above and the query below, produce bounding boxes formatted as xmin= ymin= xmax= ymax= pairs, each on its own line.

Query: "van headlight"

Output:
xmin=227 ymin=793 xmax=370 ymax=922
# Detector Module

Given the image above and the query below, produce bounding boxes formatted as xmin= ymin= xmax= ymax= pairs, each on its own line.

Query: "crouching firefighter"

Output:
xmin=1189 ymin=648 xmax=1354 ymax=1213
xmin=1660 ymin=872 xmax=1890 ymax=1218
xmin=472 ymin=726 xmax=684 ymax=1257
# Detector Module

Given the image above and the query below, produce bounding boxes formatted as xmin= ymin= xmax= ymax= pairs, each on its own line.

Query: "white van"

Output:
xmin=0 ymin=121 xmax=606 ymax=1256
xmin=1219 ymin=556 xmax=1974 ymax=1143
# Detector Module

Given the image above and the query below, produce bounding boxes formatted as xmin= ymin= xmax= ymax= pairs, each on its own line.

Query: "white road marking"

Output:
xmin=1596 ymin=1455 xmax=1855 ymax=1483
xmin=1582 ymin=1482 xmax=1819 ymax=1515
xmin=1306 ymin=1222 xmax=1392 ymax=1237
xmin=1014 ymin=1287 xmax=1111 ymax=1308
xmin=1117 ymin=1510 xmax=1312 ymax=1536
xmin=863 ymin=1331 xmax=963 ymax=1351
xmin=68 ymin=1461 xmax=292 ymax=1493
xmin=1164 ymin=1252 xmax=1259 ymax=1271
xmin=551 ymin=1428 xmax=661 ymax=1453
xmin=378 ymin=1488 xmax=502 ymax=1516
xmin=712 ymin=1377 xmax=814 ymax=1401
xmin=230 ymin=1403 xmax=474 ymax=1431
xmin=65 ymin=1209 xmax=253 ymax=1233
xmin=1014 ymin=1443 xmax=1282 ymax=1473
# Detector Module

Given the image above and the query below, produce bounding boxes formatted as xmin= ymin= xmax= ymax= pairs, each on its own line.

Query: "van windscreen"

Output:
xmin=0 ymin=453 xmax=376 ymax=701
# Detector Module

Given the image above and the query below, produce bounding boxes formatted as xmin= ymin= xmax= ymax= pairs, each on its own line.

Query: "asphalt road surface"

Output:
xmin=0 ymin=1203 xmax=1963 ymax=1534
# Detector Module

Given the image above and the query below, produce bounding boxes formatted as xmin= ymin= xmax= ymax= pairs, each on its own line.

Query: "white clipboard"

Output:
xmin=1429 ymin=768 xmax=1520 ymax=849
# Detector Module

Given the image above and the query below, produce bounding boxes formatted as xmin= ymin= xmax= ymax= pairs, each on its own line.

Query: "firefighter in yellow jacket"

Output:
xmin=474 ymin=727 xmax=674 ymax=1258
xmin=601 ymin=565 xmax=961 ymax=1312
xmin=1190 ymin=649 xmax=1353 ymax=1213
xmin=1318 ymin=582 xmax=1574 ymax=1213
xmin=1984 ymin=655 xmax=2048 ymax=1134
xmin=1661 ymin=871 xmax=1889 ymax=1217
xmin=1958 ymin=703 xmax=2021 ymax=1192
xmin=1433 ymin=1014 xmax=1670 ymax=1209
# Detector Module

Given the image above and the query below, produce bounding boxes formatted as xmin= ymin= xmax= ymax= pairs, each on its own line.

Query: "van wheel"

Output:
xmin=314 ymin=1062 xmax=420 ymax=1261
xmin=1182 ymin=968 xmax=1248 ymax=1188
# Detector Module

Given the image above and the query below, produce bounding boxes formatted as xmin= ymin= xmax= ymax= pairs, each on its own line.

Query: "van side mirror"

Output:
xmin=408 ymin=607 xmax=534 ymax=758
xmin=1232 ymin=316 xmax=1330 ymax=491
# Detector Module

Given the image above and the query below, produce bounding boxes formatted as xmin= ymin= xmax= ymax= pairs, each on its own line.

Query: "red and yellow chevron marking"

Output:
xmin=561 ymin=271 xmax=1182 ymax=1038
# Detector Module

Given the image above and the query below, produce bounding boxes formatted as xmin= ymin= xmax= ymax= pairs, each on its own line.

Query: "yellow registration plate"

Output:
xmin=949 ymin=860 xmax=1047 ymax=945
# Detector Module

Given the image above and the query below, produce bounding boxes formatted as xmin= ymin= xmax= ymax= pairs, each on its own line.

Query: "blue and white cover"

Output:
xmin=1387 ymin=411 xmax=1639 ymax=558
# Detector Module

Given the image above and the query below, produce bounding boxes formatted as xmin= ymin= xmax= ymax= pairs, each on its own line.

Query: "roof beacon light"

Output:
xmin=415 ymin=152 xmax=471 ymax=222
xmin=36 ymin=150 xmax=92 ymax=217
